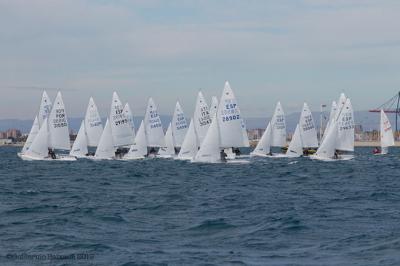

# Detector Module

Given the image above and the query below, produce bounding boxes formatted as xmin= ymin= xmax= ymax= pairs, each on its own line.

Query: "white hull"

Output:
xmin=310 ymin=154 xmax=354 ymax=162
xmin=18 ymin=153 xmax=77 ymax=161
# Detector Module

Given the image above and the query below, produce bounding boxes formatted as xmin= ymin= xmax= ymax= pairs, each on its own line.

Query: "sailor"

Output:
xmin=234 ymin=148 xmax=241 ymax=156
xmin=148 ymin=147 xmax=157 ymax=157
xmin=373 ymin=147 xmax=381 ymax=154
xmin=115 ymin=148 xmax=122 ymax=159
xmin=220 ymin=150 xmax=227 ymax=162
xmin=334 ymin=150 xmax=339 ymax=159
xmin=48 ymin=148 xmax=56 ymax=159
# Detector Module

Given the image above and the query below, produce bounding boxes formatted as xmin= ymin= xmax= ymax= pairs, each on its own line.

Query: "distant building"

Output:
xmin=247 ymin=128 xmax=264 ymax=140
xmin=0 ymin=139 xmax=12 ymax=145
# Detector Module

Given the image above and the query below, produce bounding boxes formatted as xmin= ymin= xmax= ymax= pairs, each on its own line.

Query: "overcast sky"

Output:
xmin=1 ymin=0 xmax=400 ymax=119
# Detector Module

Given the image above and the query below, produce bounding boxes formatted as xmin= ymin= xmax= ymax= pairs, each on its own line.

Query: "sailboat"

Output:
xmin=251 ymin=102 xmax=286 ymax=157
xmin=124 ymin=120 xmax=148 ymax=160
xmin=177 ymin=118 xmax=198 ymax=160
xmin=70 ymin=97 xmax=103 ymax=158
xmin=19 ymin=92 xmax=76 ymax=161
xmin=158 ymin=123 xmax=175 ymax=158
xmin=94 ymin=119 xmax=115 ymax=160
xmin=110 ymin=92 xmax=135 ymax=153
xmin=217 ymin=81 xmax=249 ymax=159
xmin=312 ymin=97 xmax=355 ymax=161
xmin=378 ymin=110 xmax=395 ymax=155
xmin=171 ymin=101 xmax=188 ymax=151
xmin=144 ymin=97 xmax=165 ymax=156
xmin=285 ymin=103 xmax=318 ymax=157
xmin=193 ymin=113 xmax=221 ymax=163
xmin=19 ymin=91 xmax=53 ymax=157
xmin=194 ymin=91 xmax=212 ymax=146
xmin=20 ymin=116 xmax=39 ymax=155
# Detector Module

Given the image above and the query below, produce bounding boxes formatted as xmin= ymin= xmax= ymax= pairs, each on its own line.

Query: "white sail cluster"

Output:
xmin=20 ymin=84 xmax=376 ymax=163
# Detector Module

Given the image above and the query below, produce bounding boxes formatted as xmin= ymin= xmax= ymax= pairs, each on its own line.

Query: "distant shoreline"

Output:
xmin=2 ymin=141 xmax=399 ymax=148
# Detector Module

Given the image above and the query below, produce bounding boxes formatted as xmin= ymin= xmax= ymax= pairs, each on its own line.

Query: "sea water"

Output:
xmin=0 ymin=146 xmax=400 ymax=265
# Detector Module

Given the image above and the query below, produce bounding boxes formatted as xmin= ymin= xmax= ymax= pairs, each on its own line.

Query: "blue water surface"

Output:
xmin=0 ymin=146 xmax=400 ymax=266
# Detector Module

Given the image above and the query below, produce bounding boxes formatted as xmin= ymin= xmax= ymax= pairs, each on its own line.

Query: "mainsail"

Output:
xmin=110 ymin=92 xmax=134 ymax=147
xmin=336 ymin=98 xmax=354 ymax=152
xmin=123 ymin=103 xmax=136 ymax=139
xmin=48 ymin=92 xmax=70 ymax=150
xmin=299 ymin=103 xmax=318 ymax=148
xmin=217 ymin=81 xmax=248 ymax=148
xmin=380 ymin=110 xmax=395 ymax=153
xmin=144 ymin=97 xmax=165 ymax=147
xmin=271 ymin=102 xmax=286 ymax=147
xmin=84 ymin=97 xmax=103 ymax=147
xmin=210 ymin=96 xmax=219 ymax=118
xmin=193 ymin=91 xmax=211 ymax=145
xmin=171 ymin=101 xmax=188 ymax=148
xmin=38 ymin=91 xmax=52 ymax=127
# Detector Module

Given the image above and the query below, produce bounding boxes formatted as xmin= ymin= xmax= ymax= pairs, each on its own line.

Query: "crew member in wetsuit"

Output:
xmin=234 ymin=148 xmax=241 ymax=156
xmin=220 ymin=150 xmax=227 ymax=162
xmin=115 ymin=148 xmax=122 ymax=159
xmin=334 ymin=150 xmax=339 ymax=159
xmin=48 ymin=148 xmax=56 ymax=159
xmin=148 ymin=147 xmax=157 ymax=157
xmin=373 ymin=147 xmax=381 ymax=154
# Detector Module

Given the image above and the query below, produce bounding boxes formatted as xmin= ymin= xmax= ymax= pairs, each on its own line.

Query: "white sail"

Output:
xmin=21 ymin=116 xmax=39 ymax=153
xmin=178 ymin=118 xmax=198 ymax=160
xmin=25 ymin=118 xmax=49 ymax=159
xmin=336 ymin=93 xmax=347 ymax=116
xmin=125 ymin=120 xmax=147 ymax=159
xmin=251 ymin=122 xmax=272 ymax=156
xmin=315 ymin=121 xmax=338 ymax=159
xmin=95 ymin=119 xmax=115 ymax=159
xmin=322 ymin=101 xmax=337 ymax=142
xmin=110 ymin=92 xmax=134 ymax=147
xmin=123 ymin=103 xmax=136 ymax=139
xmin=70 ymin=120 xmax=88 ymax=157
xmin=336 ymin=98 xmax=354 ymax=152
xmin=171 ymin=101 xmax=188 ymax=147
xmin=241 ymin=119 xmax=250 ymax=147
xmin=299 ymin=103 xmax=318 ymax=148
xmin=84 ymin=97 xmax=103 ymax=147
xmin=144 ymin=97 xmax=165 ymax=147
xmin=194 ymin=113 xmax=221 ymax=163
xmin=158 ymin=123 xmax=175 ymax=157
xmin=271 ymin=102 xmax=286 ymax=147
xmin=210 ymin=96 xmax=219 ymax=118
xmin=48 ymin=92 xmax=70 ymax=150
xmin=38 ymin=91 xmax=52 ymax=127
xmin=194 ymin=91 xmax=212 ymax=145
xmin=380 ymin=110 xmax=395 ymax=150
xmin=286 ymin=124 xmax=303 ymax=157
xmin=217 ymin=81 xmax=247 ymax=148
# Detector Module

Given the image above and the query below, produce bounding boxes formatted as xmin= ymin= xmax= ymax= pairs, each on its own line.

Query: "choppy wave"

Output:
xmin=1 ymin=146 xmax=400 ymax=265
